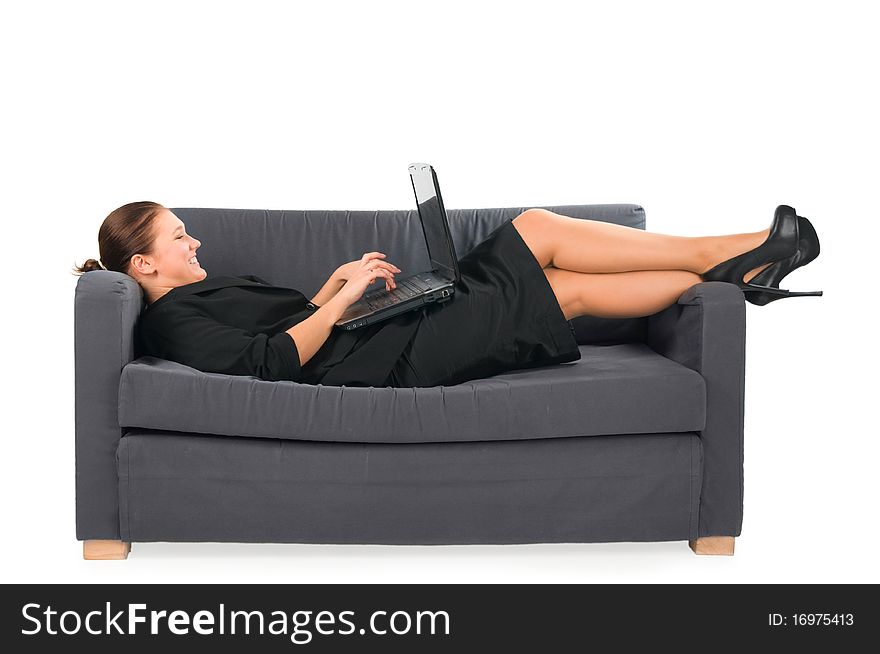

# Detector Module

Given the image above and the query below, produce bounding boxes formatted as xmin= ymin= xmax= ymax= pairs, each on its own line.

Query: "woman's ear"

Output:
xmin=129 ymin=254 xmax=153 ymax=276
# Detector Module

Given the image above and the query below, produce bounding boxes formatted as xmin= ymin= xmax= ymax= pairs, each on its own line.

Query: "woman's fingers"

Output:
xmin=367 ymin=269 xmax=395 ymax=284
xmin=360 ymin=254 xmax=400 ymax=290
xmin=365 ymin=263 xmax=398 ymax=276
xmin=362 ymin=252 xmax=401 ymax=273
xmin=371 ymin=269 xmax=396 ymax=291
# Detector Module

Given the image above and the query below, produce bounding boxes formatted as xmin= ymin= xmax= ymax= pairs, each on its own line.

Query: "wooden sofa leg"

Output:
xmin=83 ymin=540 xmax=131 ymax=560
xmin=689 ymin=536 xmax=735 ymax=555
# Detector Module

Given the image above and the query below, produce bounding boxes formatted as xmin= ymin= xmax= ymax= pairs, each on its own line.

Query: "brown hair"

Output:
xmin=71 ymin=201 xmax=167 ymax=276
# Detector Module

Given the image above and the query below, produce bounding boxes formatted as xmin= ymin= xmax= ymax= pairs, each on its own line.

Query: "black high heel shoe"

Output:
xmin=700 ymin=204 xmax=800 ymax=300
xmin=745 ymin=214 xmax=823 ymax=306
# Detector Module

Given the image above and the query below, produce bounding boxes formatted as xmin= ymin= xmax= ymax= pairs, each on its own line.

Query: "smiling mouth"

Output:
xmin=188 ymin=256 xmax=199 ymax=265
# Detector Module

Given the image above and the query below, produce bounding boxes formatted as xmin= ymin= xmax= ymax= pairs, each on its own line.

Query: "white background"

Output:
xmin=2 ymin=0 xmax=876 ymax=583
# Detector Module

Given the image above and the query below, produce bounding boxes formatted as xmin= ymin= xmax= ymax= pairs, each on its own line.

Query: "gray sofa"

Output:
xmin=74 ymin=204 xmax=745 ymax=559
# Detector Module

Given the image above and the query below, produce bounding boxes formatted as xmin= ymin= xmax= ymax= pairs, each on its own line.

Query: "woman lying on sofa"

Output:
xmin=72 ymin=201 xmax=821 ymax=387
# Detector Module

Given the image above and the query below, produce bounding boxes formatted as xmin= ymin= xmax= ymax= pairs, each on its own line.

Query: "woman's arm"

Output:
xmin=138 ymin=304 xmax=306 ymax=382
xmin=286 ymin=294 xmax=348 ymax=368
xmin=309 ymin=269 xmax=345 ymax=307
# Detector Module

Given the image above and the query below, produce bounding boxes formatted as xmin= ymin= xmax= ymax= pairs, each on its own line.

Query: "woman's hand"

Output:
xmin=335 ymin=252 xmax=402 ymax=307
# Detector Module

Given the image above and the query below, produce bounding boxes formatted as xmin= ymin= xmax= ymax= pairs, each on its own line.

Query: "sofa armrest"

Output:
xmin=75 ymin=271 xmax=145 ymax=540
xmin=645 ymin=281 xmax=746 ymax=538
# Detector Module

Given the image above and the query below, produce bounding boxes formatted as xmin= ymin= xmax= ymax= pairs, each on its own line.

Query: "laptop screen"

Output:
xmin=408 ymin=163 xmax=459 ymax=282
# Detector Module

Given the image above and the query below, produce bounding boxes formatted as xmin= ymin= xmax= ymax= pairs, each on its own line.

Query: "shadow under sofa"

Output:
xmin=74 ymin=204 xmax=745 ymax=559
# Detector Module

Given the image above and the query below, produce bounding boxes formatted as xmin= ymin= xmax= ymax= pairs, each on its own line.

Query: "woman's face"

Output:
xmin=131 ymin=209 xmax=207 ymax=294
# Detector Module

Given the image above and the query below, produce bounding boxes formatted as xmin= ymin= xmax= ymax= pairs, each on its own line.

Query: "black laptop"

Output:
xmin=334 ymin=163 xmax=460 ymax=330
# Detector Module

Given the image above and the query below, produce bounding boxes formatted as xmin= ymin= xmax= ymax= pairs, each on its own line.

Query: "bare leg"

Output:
xmin=513 ymin=209 xmax=775 ymax=283
xmin=544 ymin=266 xmax=704 ymax=320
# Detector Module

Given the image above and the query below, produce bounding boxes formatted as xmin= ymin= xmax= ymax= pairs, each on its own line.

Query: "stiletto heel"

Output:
xmin=745 ymin=214 xmax=823 ymax=306
xmin=742 ymin=285 xmax=823 ymax=303
xmin=701 ymin=204 xmax=799 ymax=296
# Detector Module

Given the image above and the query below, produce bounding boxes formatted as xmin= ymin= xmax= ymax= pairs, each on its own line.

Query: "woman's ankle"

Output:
xmin=700 ymin=229 xmax=771 ymax=276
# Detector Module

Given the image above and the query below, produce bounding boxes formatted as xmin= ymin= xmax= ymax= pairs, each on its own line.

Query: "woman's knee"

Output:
xmin=515 ymin=208 xmax=558 ymax=227
xmin=512 ymin=209 xmax=558 ymax=268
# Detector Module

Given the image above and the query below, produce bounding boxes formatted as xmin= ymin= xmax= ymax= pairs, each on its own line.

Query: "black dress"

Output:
xmin=136 ymin=218 xmax=580 ymax=388
xmin=384 ymin=217 xmax=581 ymax=387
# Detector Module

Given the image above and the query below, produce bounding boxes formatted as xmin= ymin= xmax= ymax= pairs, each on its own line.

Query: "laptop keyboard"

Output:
xmin=365 ymin=276 xmax=433 ymax=310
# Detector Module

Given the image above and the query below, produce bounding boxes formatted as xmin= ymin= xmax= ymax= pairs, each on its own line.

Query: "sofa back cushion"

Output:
xmin=168 ymin=204 xmax=648 ymax=345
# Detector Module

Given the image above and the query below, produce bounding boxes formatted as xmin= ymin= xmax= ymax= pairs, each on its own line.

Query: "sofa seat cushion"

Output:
xmin=119 ymin=343 xmax=706 ymax=444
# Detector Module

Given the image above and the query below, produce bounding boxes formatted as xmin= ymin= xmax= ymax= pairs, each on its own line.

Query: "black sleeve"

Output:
xmin=139 ymin=303 xmax=302 ymax=382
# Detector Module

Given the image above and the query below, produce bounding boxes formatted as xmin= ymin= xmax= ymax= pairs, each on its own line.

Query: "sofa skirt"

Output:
xmin=117 ymin=430 xmax=703 ymax=545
